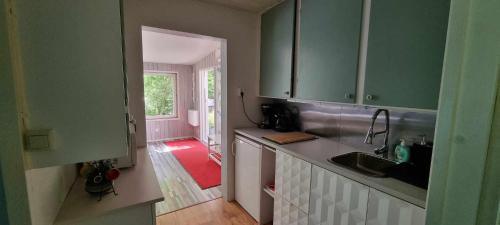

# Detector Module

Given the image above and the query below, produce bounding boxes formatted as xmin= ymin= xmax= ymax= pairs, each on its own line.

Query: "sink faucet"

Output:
xmin=364 ymin=109 xmax=390 ymax=155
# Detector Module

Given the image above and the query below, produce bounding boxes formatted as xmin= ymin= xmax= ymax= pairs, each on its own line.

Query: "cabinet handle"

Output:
xmin=344 ymin=93 xmax=353 ymax=99
xmin=366 ymin=94 xmax=374 ymax=101
xmin=231 ymin=140 xmax=236 ymax=156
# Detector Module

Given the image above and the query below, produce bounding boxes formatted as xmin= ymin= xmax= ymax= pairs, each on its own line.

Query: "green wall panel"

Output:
xmin=260 ymin=0 xmax=296 ymax=98
xmin=16 ymin=0 xmax=128 ymax=168
xmin=0 ymin=165 xmax=8 ymax=225
xmin=364 ymin=0 xmax=450 ymax=109
xmin=296 ymin=0 xmax=363 ymax=103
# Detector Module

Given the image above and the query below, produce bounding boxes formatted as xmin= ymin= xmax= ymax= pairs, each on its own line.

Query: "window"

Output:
xmin=143 ymin=72 xmax=177 ymax=119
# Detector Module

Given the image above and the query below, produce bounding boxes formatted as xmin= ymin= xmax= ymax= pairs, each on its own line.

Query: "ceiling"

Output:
xmin=141 ymin=29 xmax=220 ymax=65
xmin=199 ymin=0 xmax=283 ymax=13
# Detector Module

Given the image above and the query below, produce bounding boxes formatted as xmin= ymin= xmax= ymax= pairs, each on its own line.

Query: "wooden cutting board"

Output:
xmin=262 ymin=132 xmax=317 ymax=145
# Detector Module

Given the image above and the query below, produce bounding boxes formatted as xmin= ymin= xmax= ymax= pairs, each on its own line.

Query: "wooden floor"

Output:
xmin=156 ymin=198 xmax=258 ymax=225
xmin=148 ymin=142 xmax=222 ymax=216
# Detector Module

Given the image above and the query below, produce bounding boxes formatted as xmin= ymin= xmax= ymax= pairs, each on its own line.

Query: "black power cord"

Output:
xmin=240 ymin=92 xmax=259 ymax=126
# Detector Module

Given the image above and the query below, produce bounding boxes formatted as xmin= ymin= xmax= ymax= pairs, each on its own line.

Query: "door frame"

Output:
xmin=1 ymin=0 xmax=33 ymax=224
xmin=426 ymin=0 xmax=500 ymax=224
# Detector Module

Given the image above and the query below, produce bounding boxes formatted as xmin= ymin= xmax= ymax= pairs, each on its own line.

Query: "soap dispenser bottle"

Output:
xmin=395 ymin=139 xmax=410 ymax=163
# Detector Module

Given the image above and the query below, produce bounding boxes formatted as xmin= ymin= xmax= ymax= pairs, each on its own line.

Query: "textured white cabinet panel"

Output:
xmin=275 ymin=150 xmax=312 ymax=213
xmin=309 ymin=165 xmax=369 ymax=225
xmin=366 ymin=189 xmax=425 ymax=225
xmin=274 ymin=196 xmax=309 ymax=225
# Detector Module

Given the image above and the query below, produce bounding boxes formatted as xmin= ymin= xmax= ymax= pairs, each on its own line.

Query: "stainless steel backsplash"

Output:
xmin=283 ymin=101 xmax=436 ymax=154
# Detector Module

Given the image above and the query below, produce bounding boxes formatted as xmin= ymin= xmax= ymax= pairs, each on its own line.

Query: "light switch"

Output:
xmin=25 ymin=129 xmax=52 ymax=151
xmin=28 ymin=135 xmax=50 ymax=149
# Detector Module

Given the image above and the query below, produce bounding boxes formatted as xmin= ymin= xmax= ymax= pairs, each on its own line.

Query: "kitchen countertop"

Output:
xmin=54 ymin=148 xmax=164 ymax=225
xmin=235 ymin=127 xmax=427 ymax=208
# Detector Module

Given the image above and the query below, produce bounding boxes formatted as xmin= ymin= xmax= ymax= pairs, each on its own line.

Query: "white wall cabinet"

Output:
xmin=14 ymin=0 xmax=128 ymax=168
xmin=235 ymin=136 xmax=262 ymax=221
xmin=309 ymin=165 xmax=369 ymax=225
xmin=366 ymin=189 xmax=425 ymax=225
xmin=275 ymin=150 xmax=312 ymax=213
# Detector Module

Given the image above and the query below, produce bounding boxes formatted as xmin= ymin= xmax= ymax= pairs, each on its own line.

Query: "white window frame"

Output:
xmin=143 ymin=71 xmax=178 ymax=120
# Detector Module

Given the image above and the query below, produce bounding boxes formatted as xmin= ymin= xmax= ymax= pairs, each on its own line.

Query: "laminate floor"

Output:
xmin=156 ymin=198 xmax=258 ymax=225
xmin=148 ymin=142 xmax=222 ymax=216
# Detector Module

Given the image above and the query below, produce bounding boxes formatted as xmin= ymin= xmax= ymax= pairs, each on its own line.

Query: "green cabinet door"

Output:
xmin=260 ymin=0 xmax=296 ymax=98
xmin=364 ymin=0 xmax=450 ymax=109
xmin=296 ymin=0 xmax=363 ymax=103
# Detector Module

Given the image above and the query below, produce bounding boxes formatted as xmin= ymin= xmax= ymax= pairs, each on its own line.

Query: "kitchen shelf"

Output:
xmin=263 ymin=186 xmax=275 ymax=199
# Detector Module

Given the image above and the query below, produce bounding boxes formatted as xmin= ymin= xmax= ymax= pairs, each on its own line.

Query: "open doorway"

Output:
xmin=141 ymin=26 xmax=224 ymax=216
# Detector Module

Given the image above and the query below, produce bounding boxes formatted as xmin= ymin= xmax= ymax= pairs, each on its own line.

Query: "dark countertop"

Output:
xmin=235 ymin=127 xmax=427 ymax=208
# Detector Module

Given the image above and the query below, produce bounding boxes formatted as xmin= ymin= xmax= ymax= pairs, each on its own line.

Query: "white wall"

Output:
xmin=143 ymin=62 xmax=195 ymax=142
xmin=123 ymin=0 xmax=263 ymax=200
xmin=25 ymin=165 xmax=76 ymax=225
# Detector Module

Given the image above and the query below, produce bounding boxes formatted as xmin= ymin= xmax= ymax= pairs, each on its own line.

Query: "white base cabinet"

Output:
xmin=274 ymin=196 xmax=309 ymax=225
xmin=366 ymin=189 xmax=425 ymax=225
xmin=275 ymin=150 xmax=312 ymax=213
xmin=309 ymin=165 xmax=369 ymax=225
xmin=273 ymin=150 xmax=426 ymax=225
xmin=274 ymin=150 xmax=312 ymax=225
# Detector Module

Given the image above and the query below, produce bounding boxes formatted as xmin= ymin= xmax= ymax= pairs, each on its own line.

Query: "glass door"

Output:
xmin=200 ymin=68 xmax=217 ymax=143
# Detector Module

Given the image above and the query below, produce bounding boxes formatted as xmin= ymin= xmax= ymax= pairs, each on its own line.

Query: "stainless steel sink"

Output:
xmin=328 ymin=152 xmax=397 ymax=177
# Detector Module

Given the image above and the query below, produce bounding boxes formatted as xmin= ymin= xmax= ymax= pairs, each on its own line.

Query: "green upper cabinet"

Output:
xmin=363 ymin=0 xmax=450 ymax=109
xmin=295 ymin=0 xmax=363 ymax=103
xmin=15 ymin=0 xmax=128 ymax=168
xmin=260 ymin=0 xmax=296 ymax=98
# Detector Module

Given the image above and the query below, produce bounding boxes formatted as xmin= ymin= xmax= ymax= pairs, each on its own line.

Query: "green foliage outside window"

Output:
xmin=144 ymin=73 xmax=176 ymax=117
xmin=207 ymin=70 xmax=215 ymax=99
xmin=207 ymin=69 xmax=216 ymax=128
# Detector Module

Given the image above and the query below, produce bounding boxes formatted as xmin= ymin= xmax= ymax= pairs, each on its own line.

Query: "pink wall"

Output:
xmin=143 ymin=62 xmax=195 ymax=142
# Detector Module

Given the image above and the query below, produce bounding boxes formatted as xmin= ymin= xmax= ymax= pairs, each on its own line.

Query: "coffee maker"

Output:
xmin=273 ymin=106 xmax=294 ymax=132
xmin=259 ymin=104 xmax=275 ymax=129
xmin=259 ymin=104 xmax=296 ymax=132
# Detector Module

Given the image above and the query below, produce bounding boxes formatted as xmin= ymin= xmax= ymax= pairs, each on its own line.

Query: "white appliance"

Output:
xmin=115 ymin=119 xmax=137 ymax=168
xmin=235 ymin=135 xmax=262 ymax=221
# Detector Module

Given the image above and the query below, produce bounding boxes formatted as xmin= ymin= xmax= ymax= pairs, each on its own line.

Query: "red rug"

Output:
xmin=165 ymin=139 xmax=221 ymax=189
